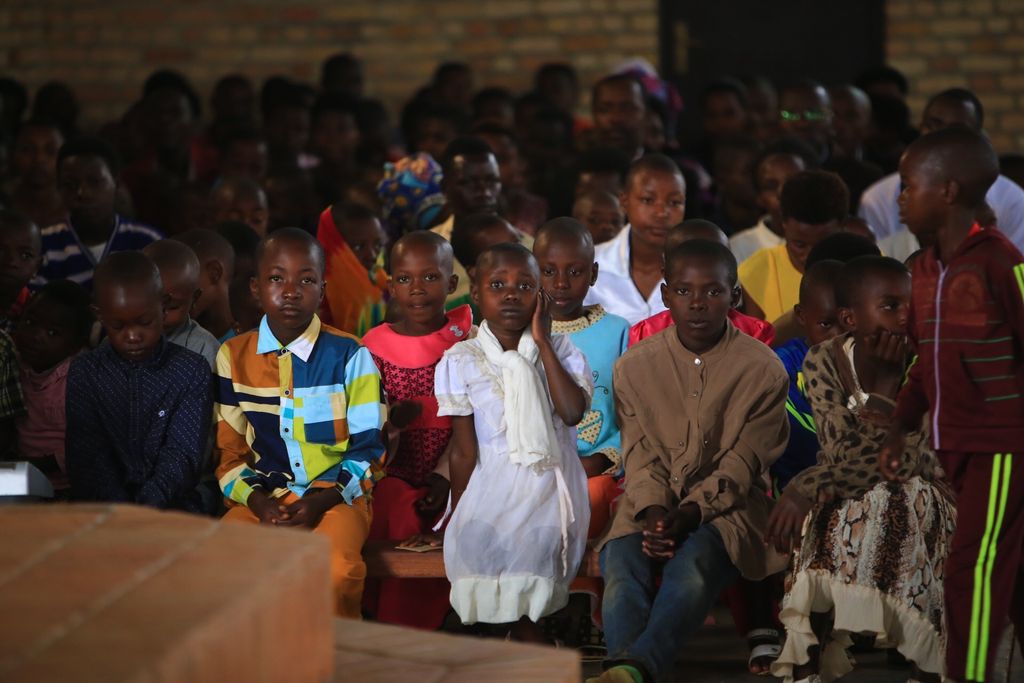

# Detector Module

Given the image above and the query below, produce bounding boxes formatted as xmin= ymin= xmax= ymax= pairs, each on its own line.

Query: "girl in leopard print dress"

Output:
xmin=767 ymin=257 xmax=955 ymax=683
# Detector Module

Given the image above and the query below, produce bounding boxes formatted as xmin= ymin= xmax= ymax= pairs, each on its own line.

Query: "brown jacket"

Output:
xmin=596 ymin=323 xmax=790 ymax=580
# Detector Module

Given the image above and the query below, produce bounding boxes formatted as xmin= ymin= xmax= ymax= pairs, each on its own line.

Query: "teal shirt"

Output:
xmin=552 ymin=305 xmax=630 ymax=468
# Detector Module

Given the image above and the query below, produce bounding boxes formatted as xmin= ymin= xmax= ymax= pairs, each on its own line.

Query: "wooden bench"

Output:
xmin=333 ymin=618 xmax=580 ymax=682
xmin=363 ymin=540 xmax=601 ymax=578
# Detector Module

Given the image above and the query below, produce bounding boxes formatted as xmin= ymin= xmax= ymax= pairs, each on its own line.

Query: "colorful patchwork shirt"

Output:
xmin=214 ymin=315 xmax=387 ymax=505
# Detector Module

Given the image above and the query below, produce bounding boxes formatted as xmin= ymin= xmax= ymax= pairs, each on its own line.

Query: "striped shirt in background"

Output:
xmin=214 ymin=315 xmax=387 ymax=506
xmin=32 ymin=216 xmax=163 ymax=291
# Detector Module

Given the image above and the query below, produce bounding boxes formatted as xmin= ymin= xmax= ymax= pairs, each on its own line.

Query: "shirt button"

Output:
xmin=703 ymin=439 xmax=709 ymax=446
xmin=677 ymin=440 xmax=684 ymax=447
xmin=672 ymin=476 xmax=679 ymax=483
xmin=294 ymin=462 xmax=301 ymax=468
xmin=694 ymin=358 xmax=702 ymax=366
xmin=284 ymin=390 xmax=290 ymax=396
xmin=283 ymin=427 xmax=289 ymax=433
xmin=690 ymin=391 xmax=698 ymax=397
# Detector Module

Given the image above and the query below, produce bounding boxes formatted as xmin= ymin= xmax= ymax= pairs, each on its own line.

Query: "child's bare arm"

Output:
xmin=448 ymin=415 xmax=478 ymax=512
xmin=740 ymin=286 xmax=766 ymax=320
xmin=532 ymin=292 xmax=587 ymax=425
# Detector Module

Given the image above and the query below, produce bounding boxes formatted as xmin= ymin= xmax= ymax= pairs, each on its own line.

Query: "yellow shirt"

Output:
xmin=738 ymin=243 xmax=801 ymax=325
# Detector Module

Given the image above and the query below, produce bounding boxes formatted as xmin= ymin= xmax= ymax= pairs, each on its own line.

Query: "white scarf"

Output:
xmin=476 ymin=321 xmax=575 ymax=574
xmin=477 ymin=320 xmax=563 ymax=473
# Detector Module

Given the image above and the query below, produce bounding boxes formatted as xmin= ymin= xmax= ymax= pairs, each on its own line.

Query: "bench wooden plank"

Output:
xmin=334 ymin=619 xmax=580 ymax=683
xmin=363 ymin=540 xmax=601 ymax=579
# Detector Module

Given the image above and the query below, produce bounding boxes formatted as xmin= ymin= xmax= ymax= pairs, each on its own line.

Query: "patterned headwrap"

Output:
xmin=376 ymin=152 xmax=445 ymax=241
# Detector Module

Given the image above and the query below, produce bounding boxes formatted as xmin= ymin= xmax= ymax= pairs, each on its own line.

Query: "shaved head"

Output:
xmin=173 ymin=228 xmax=235 ymax=272
xmin=143 ymin=239 xmax=201 ymax=288
xmin=255 ymin=227 xmax=326 ymax=277
xmin=474 ymin=242 xmax=538 ymax=282
xmin=904 ymin=125 xmax=999 ymax=207
xmin=390 ymin=230 xmax=454 ymax=276
xmin=799 ymin=259 xmax=843 ymax=302
xmin=94 ymin=251 xmax=162 ymax=299
xmin=665 ymin=219 xmax=728 ymax=252
xmin=535 ymin=217 xmax=595 ymax=261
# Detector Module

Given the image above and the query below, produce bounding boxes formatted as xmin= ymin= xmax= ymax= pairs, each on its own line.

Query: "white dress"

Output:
xmin=434 ymin=333 xmax=593 ymax=624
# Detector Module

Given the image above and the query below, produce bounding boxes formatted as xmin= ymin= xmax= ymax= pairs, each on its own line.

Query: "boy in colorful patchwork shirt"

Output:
xmin=215 ymin=228 xmax=386 ymax=618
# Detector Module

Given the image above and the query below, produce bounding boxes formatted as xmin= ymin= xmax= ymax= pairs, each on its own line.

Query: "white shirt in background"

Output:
xmin=584 ymin=225 xmax=666 ymax=326
xmin=859 ymin=172 xmax=1024 ymax=252
xmin=729 ymin=217 xmax=785 ymax=265
xmin=878 ymin=229 xmax=922 ymax=263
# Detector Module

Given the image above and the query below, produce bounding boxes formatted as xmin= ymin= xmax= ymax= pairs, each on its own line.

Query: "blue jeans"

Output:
xmin=599 ymin=524 xmax=740 ymax=681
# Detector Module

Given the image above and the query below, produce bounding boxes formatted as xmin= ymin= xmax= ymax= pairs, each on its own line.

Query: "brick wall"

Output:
xmin=2 ymin=0 xmax=1023 ymax=152
xmin=887 ymin=0 xmax=1024 ymax=151
xmin=0 ymin=0 xmax=658 ymax=128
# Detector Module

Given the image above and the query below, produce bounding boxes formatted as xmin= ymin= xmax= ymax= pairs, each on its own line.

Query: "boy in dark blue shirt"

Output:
xmin=770 ymin=260 xmax=844 ymax=492
xmin=66 ymin=251 xmax=212 ymax=511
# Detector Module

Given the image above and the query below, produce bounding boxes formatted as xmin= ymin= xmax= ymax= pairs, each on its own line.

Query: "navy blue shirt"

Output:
xmin=770 ymin=337 xmax=821 ymax=493
xmin=66 ymin=338 xmax=212 ymax=511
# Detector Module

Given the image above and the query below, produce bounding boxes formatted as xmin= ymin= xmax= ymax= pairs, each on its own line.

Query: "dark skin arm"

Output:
xmin=640 ymin=503 xmax=701 ymax=559
xmin=862 ymin=329 xmax=910 ymax=483
xmin=581 ymin=453 xmax=614 ymax=478
xmin=533 ymin=291 xmax=587 ymax=426
xmin=414 ymin=472 xmax=451 ymax=520
xmin=389 ymin=399 xmax=423 ymax=430
xmin=276 ymin=488 xmax=345 ymax=529
xmin=400 ymin=415 xmax=477 ymax=548
xmin=765 ymin=487 xmax=814 ymax=553
xmin=740 ymin=287 xmax=766 ymax=320
xmin=858 ymin=329 xmax=908 ymax=399
xmin=879 ymin=428 xmax=909 ymax=482
xmin=246 ymin=489 xmax=288 ymax=524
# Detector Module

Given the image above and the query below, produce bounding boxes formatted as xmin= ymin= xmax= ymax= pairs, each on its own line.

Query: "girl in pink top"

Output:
xmin=361 ymin=232 xmax=472 ymax=629
xmin=14 ymin=282 xmax=93 ymax=496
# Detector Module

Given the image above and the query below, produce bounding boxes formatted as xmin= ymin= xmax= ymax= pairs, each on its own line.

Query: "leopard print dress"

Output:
xmin=772 ymin=335 xmax=956 ymax=683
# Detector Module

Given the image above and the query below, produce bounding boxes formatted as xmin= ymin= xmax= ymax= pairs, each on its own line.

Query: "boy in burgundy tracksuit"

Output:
xmin=882 ymin=127 xmax=1024 ymax=682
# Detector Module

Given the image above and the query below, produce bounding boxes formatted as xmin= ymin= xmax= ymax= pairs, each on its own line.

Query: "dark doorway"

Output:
xmin=659 ymin=0 xmax=886 ymax=143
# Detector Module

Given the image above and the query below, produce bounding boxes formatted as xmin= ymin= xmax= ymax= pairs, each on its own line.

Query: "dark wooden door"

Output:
xmin=659 ymin=0 xmax=886 ymax=141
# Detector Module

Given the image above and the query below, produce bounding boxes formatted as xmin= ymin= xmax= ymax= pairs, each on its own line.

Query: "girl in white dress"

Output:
xmin=431 ymin=243 xmax=593 ymax=641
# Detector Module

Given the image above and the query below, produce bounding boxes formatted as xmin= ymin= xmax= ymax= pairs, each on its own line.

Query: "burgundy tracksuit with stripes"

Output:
xmin=894 ymin=229 xmax=1024 ymax=682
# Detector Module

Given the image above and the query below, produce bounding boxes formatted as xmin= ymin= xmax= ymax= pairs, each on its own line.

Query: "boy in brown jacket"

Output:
xmin=591 ymin=239 xmax=789 ymax=683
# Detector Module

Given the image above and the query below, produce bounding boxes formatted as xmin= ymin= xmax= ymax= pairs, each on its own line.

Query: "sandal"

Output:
xmin=747 ymin=628 xmax=783 ymax=676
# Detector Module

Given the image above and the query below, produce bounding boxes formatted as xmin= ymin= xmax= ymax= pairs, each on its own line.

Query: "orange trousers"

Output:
xmin=223 ymin=494 xmax=372 ymax=619
xmin=573 ymin=473 xmax=622 ymax=619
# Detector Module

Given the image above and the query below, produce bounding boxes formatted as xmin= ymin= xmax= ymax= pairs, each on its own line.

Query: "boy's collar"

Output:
xmin=930 ymin=222 xmax=992 ymax=264
xmin=256 ymin=314 xmax=321 ymax=362
xmin=669 ymin=319 xmax=737 ymax=361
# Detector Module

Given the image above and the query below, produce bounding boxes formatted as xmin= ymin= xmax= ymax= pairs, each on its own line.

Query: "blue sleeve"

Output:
xmin=334 ymin=346 xmax=387 ymax=504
